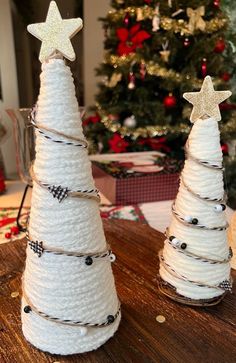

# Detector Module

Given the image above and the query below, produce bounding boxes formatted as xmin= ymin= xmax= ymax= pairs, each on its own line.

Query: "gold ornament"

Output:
xmin=187 ymin=6 xmax=206 ymax=34
xmin=27 ymin=1 xmax=83 ymax=62
xmin=106 ymin=53 xmax=222 ymax=88
xmin=136 ymin=8 xmax=144 ymax=21
xmin=106 ymin=73 xmax=122 ymax=88
xmin=107 ymin=7 xmax=227 ymax=35
xmin=159 ymin=50 xmax=170 ymax=63
xmin=183 ymin=76 xmax=232 ymax=123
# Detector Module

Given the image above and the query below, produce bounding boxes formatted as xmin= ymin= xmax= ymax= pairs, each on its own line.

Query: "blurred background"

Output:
xmin=0 ymin=0 xmax=236 ymax=207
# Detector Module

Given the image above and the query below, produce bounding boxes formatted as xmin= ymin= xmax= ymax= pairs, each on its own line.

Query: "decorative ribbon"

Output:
xmin=187 ymin=6 xmax=206 ymax=34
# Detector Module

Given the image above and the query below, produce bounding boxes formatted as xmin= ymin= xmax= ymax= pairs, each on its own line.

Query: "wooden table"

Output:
xmin=0 ymin=220 xmax=235 ymax=363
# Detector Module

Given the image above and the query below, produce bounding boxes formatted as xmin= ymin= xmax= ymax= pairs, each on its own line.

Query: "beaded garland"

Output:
xmin=26 ymin=230 xmax=116 ymax=264
xmin=22 ymin=285 xmax=121 ymax=330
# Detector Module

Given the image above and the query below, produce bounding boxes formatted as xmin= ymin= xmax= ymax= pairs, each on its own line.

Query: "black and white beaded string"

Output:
xmin=165 ymin=230 xmax=232 ymax=265
xmin=22 ymin=288 xmax=121 ymax=330
xmin=26 ymin=230 xmax=116 ymax=264
xmin=29 ymin=106 xmax=88 ymax=149
xmin=159 ymin=251 xmax=232 ymax=293
xmin=30 ymin=166 xmax=100 ymax=203
xmin=171 ymin=203 xmax=229 ymax=231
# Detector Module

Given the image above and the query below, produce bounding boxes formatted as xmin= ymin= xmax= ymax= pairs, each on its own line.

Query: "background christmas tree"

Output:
xmin=83 ymin=0 xmax=236 ymax=156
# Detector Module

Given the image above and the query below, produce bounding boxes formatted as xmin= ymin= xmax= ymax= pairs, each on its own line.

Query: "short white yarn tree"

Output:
xmin=22 ymin=2 xmax=120 ymax=355
xmin=159 ymin=76 xmax=233 ymax=305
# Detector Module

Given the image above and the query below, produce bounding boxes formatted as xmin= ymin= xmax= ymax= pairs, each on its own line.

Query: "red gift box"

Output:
xmin=90 ymin=152 xmax=181 ymax=205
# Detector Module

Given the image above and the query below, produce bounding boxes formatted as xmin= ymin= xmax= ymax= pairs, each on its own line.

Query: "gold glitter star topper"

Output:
xmin=27 ymin=1 xmax=83 ymax=63
xmin=183 ymin=76 xmax=232 ymax=123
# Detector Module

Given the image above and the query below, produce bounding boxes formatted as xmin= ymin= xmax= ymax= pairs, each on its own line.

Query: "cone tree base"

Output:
xmin=158 ymin=278 xmax=227 ymax=307
xmin=22 ymin=315 xmax=121 ymax=355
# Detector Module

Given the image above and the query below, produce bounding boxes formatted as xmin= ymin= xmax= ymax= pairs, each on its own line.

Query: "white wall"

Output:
xmin=83 ymin=0 xmax=110 ymax=107
xmin=0 ymin=0 xmax=19 ymax=178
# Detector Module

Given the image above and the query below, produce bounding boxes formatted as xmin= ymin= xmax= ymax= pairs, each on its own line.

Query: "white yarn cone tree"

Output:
xmin=159 ymin=76 xmax=233 ymax=305
xmin=22 ymin=2 xmax=120 ymax=355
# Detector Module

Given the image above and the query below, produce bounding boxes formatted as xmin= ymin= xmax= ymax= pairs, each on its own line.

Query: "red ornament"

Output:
xmin=201 ymin=58 xmax=207 ymax=78
xmin=221 ymin=72 xmax=231 ymax=82
xmin=0 ymin=168 xmax=6 ymax=194
xmin=213 ymin=0 xmax=220 ymax=8
xmin=11 ymin=226 xmax=20 ymax=235
xmin=108 ymin=133 xmax=129 ymax=153
xmin=140 ymin=61 xmax=146 ymax=80
xmin=221 ymin=143 xmax=229 ymax=155
xmin=124 ymin=13 xmax=130 ymax=26
xmin=214 ymin=38 xmax=226 ymax=53
xmin=163 ymin=94 xmax=177 ymax=108
xmin=116 ymin=24 xmax=151 ymax=56
xmin=184 ymin=37 xmax=190 ymax=47
xmin=5 ymin=232 xmax=12 ymax=239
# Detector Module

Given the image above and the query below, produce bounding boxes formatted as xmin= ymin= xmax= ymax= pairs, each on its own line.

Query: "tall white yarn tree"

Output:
xmin=22 ymin=1 xmax=120 ymax=355
xmin=159 ymin=76 xmax=233 ymax=305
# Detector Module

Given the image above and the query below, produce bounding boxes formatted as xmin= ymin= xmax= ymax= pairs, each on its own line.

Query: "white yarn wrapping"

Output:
xmin=160 ymin=117 xmax=231 ymax=300
xmin=21 ymin=59 xmax=120 ymax=355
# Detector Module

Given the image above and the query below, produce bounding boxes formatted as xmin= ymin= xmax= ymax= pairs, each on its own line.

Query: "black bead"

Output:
xmin=221 ymin=204 xmax=226 ymax=211
xmin=24 ymin=305 xmax=32 ymax=314
xmin=107 ymin=315 xmax=115 ymax=324
xmin=181 ymin=243 xmax=187 ymax=250
xmin=192 ymin=218 xmax=198 ymax=225
xmin=169 ymin=236 xmax=175 ymax=241
xmin=85 ymin=256 xmax=93 ymax=266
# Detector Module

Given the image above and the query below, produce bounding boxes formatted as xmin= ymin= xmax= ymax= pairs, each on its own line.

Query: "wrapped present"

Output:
xmin=90 ymin=152 xmax=182 ymax=205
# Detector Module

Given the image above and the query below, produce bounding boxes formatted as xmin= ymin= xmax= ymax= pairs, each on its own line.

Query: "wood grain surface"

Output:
xmin=0 ymin=219 xmax=235 ymax=363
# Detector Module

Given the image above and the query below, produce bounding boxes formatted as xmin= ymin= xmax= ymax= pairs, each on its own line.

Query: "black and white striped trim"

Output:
xmin=26 ymin=231 xmax=114 ymax=263
xmin=159 ymin=250 xmax=232 ymax=292
xmin=171 ymin=204 xmax=229 ymax=231
xmin=31 ymin=168 xmax=100 ymax=203
xmin=23 ymin=291 xmax=121 ymax=327
xmin=185 ymin=149 xmax=223 ymax=170
xmin=181 ymin=177 xmax=225 ymax=203
xmin=29 ymin=107 xmax=88 ymax=149
xmin=166 ymin=236 xmax=232 ymax=265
